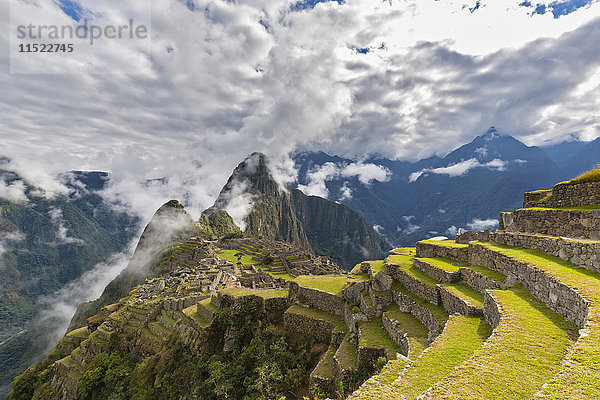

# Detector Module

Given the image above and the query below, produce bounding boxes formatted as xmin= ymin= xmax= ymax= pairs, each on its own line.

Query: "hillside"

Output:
xmin=205 ymin=152 xmax=389 ymax=269
xmin=0 ymin=169 xmax=138 ymax=398
xmin=10 ymin=169 xmax=600 ymax=399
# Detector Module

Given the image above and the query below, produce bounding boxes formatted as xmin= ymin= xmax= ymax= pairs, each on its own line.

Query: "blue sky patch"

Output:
xmin=54 ymin=0 xmax=85 ymax=22
xmin=290 ymin=0 xmax=344 ymax=12
xmin=521 ymin=0 xmax=593 ymax=18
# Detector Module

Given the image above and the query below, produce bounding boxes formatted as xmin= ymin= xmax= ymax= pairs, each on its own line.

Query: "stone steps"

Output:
xmin=149 ymin=321 xmax=172 ymax=338
xmin=423 ymin=286 xmax=576 ymax=399
xmin=437 ymin=283 xmax=484 ymax=316
xmin=458 ymin=264 xmax=506 ymax=293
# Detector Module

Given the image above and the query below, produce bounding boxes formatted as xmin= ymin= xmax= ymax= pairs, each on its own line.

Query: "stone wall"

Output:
xmin=289 ymin=282 xmax=346 ymax=316
xmin=416 ymin=241 xmax=469 ymax=262
xmin=387 ymin=265 xmax=441 ymax=306
xmin=458 ymin=267 xmax=502 ymax=293
xmin=414 ymin=258 xmax=461 ymax=283
xmin=469 ymin=243 xmax=589 ymax=328
xmin=357 ymin=346 xmax=386 ymax=373
xmin=483 ymin=290 xmax=501 ymax=329
xmin=343 ymin=281 xmax=366 ymax=305
xmin=455 ymin=230 xmax=491 ymax=244
xmin=523 ymin=181 xmax=600 ymax=208
xmin=392 ymin=289 xmax=444 ymax=341
xmin=438 ymin=285 xmax=482 ymax=316
xmin=333 ymin=354 xmax=356 ymax=395
xmin=283 ymin=309 xmax=338 ymax=343
xmin=492 ymin=231 xmax=600 ymax=273
xmin=381 ymin=312 xmax=410 ymax=356
xmin=498 ymin=209 xmax=600 ymax=240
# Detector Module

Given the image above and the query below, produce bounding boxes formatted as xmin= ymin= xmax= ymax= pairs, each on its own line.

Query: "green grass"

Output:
xmin=439 ymin=283 xmax=485 ymax=308
xmin=387 ymin=256 xmax=441 ymax=288
xmin=385 ymin=305 xmax=428 ymax=358
xmin=367 ymin=260 xmax=386 ymax=274
xmin=312 ymin=344 xmax=336 ymax=378
xmin=524 ymin=206 xmax=600 ymax=211
xmin=335 ymin=334 xmax=358 ymax=370
xmin=419 ymin=240 xmax=468 ymax=249
xmin=392 ymin=280 xmax=449 ymax=327
xmin=286 ymin=305 xmax=347 ymax=333
xmin=66 ymin=327 xmax=89 ymax=339
xmin=424 ymin=286 xmax=576 ymax=400
xmin=220 ymin=287 xmax=288 ymax=299
xmin=478 ymin=242 xmax=600 ymax=399
xmin=389 ymin=247 xmax=417 ymax=256
xmin=375 ymin=358 xmax=410 ymax=386
xmin=216 ymin=249 xmax=260 ymax=265
xmin=182 ymin=305 xmax=210 ymax=328
xmin=391 ymin=315 xmax=491 ymax=400
xmin=464 ymin=263 xmax=507 ymax=283
xmin=199 ymin=298 xmax=218 ymax=313
xmin=567 ymin=166 xmax=600 ymax=184
xmin=293 ymin=275 xmax=348 ymax=295
xmin=359 ymin=320 xmax=401 ymax=359
xmin=417 ymin=257 xmax=467 ymax=272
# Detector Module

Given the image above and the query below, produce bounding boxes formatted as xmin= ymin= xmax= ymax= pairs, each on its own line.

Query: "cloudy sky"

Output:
xmin=1 ymin=0 xmax=600 ymax=220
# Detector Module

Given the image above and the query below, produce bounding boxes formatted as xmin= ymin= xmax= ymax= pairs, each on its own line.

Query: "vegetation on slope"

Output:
xmin=568 ymin=166 xmax=600 ymax=184
xmin=424 ymin=286 xmax=576 ymax=399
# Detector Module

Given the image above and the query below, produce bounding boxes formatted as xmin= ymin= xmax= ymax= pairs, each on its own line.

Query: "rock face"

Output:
xmin=68 ymin=200 xmax=199 ymax=331
xmin=205 ymin=153 xmax=389 ymax=268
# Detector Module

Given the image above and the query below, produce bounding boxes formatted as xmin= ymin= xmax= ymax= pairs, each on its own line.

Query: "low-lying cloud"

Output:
xmin=298 ymin=162 xmax=391 ymax=198
xmin=409 ymin=158 xmax=521 ymax=182
xmin=466 ymin=218 xmax=499 ymax=231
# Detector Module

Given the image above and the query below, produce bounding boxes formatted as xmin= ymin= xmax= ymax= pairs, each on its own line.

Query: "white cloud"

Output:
xmin=48 ymin=208 xmax=85 ymax=245
xmin=446 ymin=225 xmax=458 ymax=236
xmin=0 ymin=0 xmax=599 ymax=221
xmin=466 ymin=218 xmax=499 ymax=231
xmin=373 ymin=224 xmax=384 ymax=234
xmin=298 ymin=161 xmax=390 ymax=198
xmin=339 ymin=181 xmax=353 ymax=201
xmin=409 ymin=158 xmax=516 ymax=182
xmin=0 ymin=180 xmax=28 ymax=203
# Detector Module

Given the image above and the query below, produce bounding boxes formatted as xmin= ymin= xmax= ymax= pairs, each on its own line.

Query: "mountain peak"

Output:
xmin=481 ymin=126 xmax=500 ymax=140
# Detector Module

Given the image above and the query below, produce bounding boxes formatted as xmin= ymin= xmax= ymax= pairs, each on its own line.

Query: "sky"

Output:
xmin=1 ymin=0 xmax=600 ymax=221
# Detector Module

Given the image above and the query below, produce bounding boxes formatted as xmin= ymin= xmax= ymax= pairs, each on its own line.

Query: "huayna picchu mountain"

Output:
xmin=205 ymin=152 xmax=389 ymax=269
xmin=10 ymin=166 xmax=600 ymax=400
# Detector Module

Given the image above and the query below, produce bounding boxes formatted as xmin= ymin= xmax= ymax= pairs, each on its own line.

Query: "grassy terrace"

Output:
xmin=182 ymin=305 xmax=210 ymax=328
xmin=417 ymin=257 xmax=467 ymax=272
xmin=387 ymin=255 xmax=440 ymax=288
xmin=335 ymin=334 xmax=358 ymax=370
xmin=391 ymin=315 xmax=491 ymax=399
xmin=368 ymin=260 xmax=386 ymax=274
xmin=359 ymin=320 xmax=401 ymax=359
xmin=219 ymin=287 xmax=288 ymax=299
xmin=424 ymin=286 xmax=576 ymax=399
xmin=419 ymin=240 xmax=468 ymax=249
xmin=66 ymin=327 xmax=89 ymax=339
xmin=313 ymin=344 xmax=336 ymax=378
xmin=523 ymin=206 xmax=600 ymax=211
xmin=286 ymin=305 xmax=347 ymax=333
xmin=439 ymin=283 xmax=485 ymax=308
xmin=465 ymin=263 xmax=507 ymax=283
xmin=385 ymin=305 xmax=428 ymax=358
xmin=392 ymin=280 xmax=449 ymax=327
xmin=568 ymin=166 xmax=600 ymax=184
xmin=293 ymin=275 xmax=348 ymax=295
xmin=199 ymin=298 xmax=218 ymax=313
xmin=479 ymin=242 xmax=600 ymax=399
xmin=389 ymin=247 xmax=416 ymax=256
xmin=217 ymin=249 xmax=260 ymax=265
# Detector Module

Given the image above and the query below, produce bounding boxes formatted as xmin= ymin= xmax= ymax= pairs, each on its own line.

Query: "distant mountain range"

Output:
xmin=293 ymin=127 xmax=600 ymax=245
